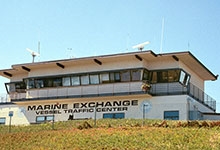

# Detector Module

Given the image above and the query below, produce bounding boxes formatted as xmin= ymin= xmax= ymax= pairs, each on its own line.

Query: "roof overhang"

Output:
xmin=0 ymin=50 xmax=217 ymax=81
xmin=159 ymin=51 xmax=218 ymax=81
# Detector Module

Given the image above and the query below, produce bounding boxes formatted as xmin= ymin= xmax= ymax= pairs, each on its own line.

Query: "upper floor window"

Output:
xmin=149 ymin=69 xmax=190 ymax=85
xmin=81 ymin=75 xmax=89 ymax=85
xmin=120 ymin=70 xmax=130 ymax=82
xmin=100 ymin=73 xmax=110 ymax=83
xmin=132 ymin=69 xmax=141 ymax=81
xmin=5 ymin=81 xmax=26 ymax=93
xmin=62 ymin=77 xmax=71 ymax=86
xmin=71 ymin=76 xmax=80 ymax=86
xmin=90 ymin=74 xmax=99 ymax=84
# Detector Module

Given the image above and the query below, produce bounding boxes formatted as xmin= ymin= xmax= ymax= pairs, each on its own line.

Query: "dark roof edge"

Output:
xmin=159 ymin=51 xmax=218 ymax=81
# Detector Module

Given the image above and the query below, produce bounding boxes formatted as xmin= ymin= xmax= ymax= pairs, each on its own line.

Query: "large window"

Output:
xmin=20 ymin=68 xmax=190 ymax=91
xmin=36 ymin=116 xmax=54 ymax=123
xmin=164 ymin=111 xmax=179 ymax=120
xmin=179 ymin=70 xmax=190 ymax=86
xmin=5 ymin=82 xmax=26 ymax=93
xmin=120 ymin=70 xmax=130 ymax=82
xmin=100 ymin=73 xmax=110 ymax=83
xmin=62 ymin=77 xmax=71 ymax=86
xmin=90 ymin=74 xmax=99 ymax=84
xmin=0 ymin=117 xmax=6 ymax=125
xmin=157 ymin=71 xmax=168 ymax=83
xmin=149 ymin=69 xmax=190 ymax=85
xmin=103 ymin=113 xmax=125 ymax=119
xmin=71 ymin=76 xmax=80 ymax=86
xmin=168 ymin=70 xmax=180 ymax=82
xmin=142 ymin=69 xmax=149 ymax=81
xmin=81 ymin=75 xmax=89 ymax=85
xmin=131 ymin=69 xmax=141 ymax=81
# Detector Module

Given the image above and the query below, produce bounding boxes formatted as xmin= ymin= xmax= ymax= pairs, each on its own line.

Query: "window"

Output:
xmin=27 ymin=79 xmax=35 ymax=89
xmin=81 ymin=75 xmax=89 ymax=85
xmin=142 ymin=69 xmax=149 ymax=81
xmin=71 ymin=76 xmax=80 ymax=86
xmin=164 ymin=111 xmax=179 ymax=120
xmin=120 ymin=70 xmax=130 ymax=82
xmin=36 ymin=116 xmax=54 ymax=123
xmin=110 ymin=72 xmax=120 ymax=82
xmin=151 ymin=72 xmax=157 ymax=83
xmin=168 ymin=70 xmax=180 ymax=82
xmin=90 ymin=74 xmax=99 ymax=84
xmin=35 ymin=79 xmax=44 ymax=88
xmin=100 ymin=73 xmax=110 ymax=83
xmin=0 ymin=118 xmax=6 ymax=125
xmin=131 ymin=69 xmax=141 ymax=81
xmin=5 ymin=82 xmax=26 ymax=93
xmin=103 ymin=113 xmax=125 ymax=119
xmin=179 ymin=70 xmax=190 ymax=86
xmin=179 ymin=71 xmax=186 ymax=84
xmin=157 ymin=71 xmax=168 ymax=83
xmin=62 ymin=77 xmax=71 ymax=86
xmin=114 ymin=72 xmax=120 ymax=82
xmin=53 ymin=78 xmax=62 ymax=87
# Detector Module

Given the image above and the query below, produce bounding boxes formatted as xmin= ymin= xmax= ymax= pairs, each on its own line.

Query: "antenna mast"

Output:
xmin=160 ymin=18 xmax=165 ymax=53
xmin=38 ymin=41 xmax=40 ymax=61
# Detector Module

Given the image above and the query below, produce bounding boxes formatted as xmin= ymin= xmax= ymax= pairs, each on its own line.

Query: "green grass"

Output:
xmin=0 ymin=119 xmax=220 ymax=150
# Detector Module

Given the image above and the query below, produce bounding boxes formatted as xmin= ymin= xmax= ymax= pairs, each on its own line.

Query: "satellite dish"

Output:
xmin=132 ymin=41 xmax=150 ymax=51
xmin=26 ymin=48 xmax=40 ymax=63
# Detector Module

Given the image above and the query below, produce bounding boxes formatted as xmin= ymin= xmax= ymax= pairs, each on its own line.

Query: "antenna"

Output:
xmin=160 ymin=18 xmax=165 ymax=53
xmin=38 ymin=41 xmax=40 ymax=61
xmin=132 ymin=41 xmax=150 ymax=51
xmin=26 ymin=48 xmax=40 ymax=63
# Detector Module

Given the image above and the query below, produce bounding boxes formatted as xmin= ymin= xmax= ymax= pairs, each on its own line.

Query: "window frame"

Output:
xmin=103 ymin=113 xmax=125 ymax=119
xmin=0 ymin=117 xmax=6 ymax=125
xmin=164 ymin=111 xmax=179 ymax=120
xmin=36 ymin=115 xmax=54 ymax=123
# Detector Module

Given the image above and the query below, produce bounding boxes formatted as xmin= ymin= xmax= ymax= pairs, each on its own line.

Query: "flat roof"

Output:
xmin=0 ymin=50 xmax=218 ymax=81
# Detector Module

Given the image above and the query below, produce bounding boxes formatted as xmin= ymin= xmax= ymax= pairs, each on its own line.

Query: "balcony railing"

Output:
xmin=5 ymin=81 xmax=216 ymax=111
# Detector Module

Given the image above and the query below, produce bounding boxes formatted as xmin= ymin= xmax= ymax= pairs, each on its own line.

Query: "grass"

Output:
xmin=0 ymin=119 xmax=220 ymax=149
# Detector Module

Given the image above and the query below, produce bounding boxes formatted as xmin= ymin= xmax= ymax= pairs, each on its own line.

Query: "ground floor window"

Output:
xmin=0 ymin=117 xmax=6 ymax=125
xmin=164 ymin=111 xmax=179 ymax=120
xmin=36 ymin=116 xmax=54 ymax=123
xmin=103 ymin=113 xmax=125 ymax=119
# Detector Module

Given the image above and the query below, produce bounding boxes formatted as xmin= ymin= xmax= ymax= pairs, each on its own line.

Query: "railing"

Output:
xmin=188 ymin=83 xmax=216 ymax=111
xmin=149 ymin=82 xmax=216 ymax=111
xmin=7 ymin=81 xmax=216 ymax=111
xmin=10 ymin=82 xmax=146 ymax=100
xmin=0 ymin=93 xmax=9 ymax=103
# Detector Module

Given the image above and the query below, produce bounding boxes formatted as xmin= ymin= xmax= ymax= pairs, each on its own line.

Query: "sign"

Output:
xmin=27 ymin=100 xmax=139 ymax=115
xmin=9 ymin=111 xmax=14 ymax=117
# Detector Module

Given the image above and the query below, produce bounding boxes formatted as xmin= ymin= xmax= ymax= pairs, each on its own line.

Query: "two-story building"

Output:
xmin=0 ymin=50 xmax=219 ymax=125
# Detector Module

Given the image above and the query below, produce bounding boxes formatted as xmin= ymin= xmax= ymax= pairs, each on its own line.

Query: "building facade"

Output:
xmin=0 ymin=50 xmax=219 ymax=125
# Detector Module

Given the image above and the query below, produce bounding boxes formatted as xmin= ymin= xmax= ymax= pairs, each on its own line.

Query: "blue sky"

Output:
xmin=0 ymin=0 xmax=220 ymax=112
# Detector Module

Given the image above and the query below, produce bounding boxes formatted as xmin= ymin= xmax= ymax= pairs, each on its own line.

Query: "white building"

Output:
xmin=0 ymin=50 xmax=219 ymax=125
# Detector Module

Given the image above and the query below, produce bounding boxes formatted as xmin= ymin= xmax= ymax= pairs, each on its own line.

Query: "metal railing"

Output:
xmin=6 ymin=81 xmax=217 ymax=111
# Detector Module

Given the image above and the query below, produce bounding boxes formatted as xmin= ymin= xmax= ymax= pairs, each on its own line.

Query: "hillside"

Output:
xmin=0 ymin=119 xmax=220 ymax=149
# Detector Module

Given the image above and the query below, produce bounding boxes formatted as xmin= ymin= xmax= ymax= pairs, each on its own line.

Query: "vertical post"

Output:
xmin=52 ymin=107 xmax=55 ymax=130
xmin=9 ymin=116 xmax=12 ymax=133
xmin=8 ymin=111 xmax=13 ymax=133
xmin=142 ymin=104 xmax=145 ymax=126
xmin=94 ymin=105 xmax=97 ymax=127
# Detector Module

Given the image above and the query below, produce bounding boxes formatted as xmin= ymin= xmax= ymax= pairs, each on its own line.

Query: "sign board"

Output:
xmin=9 ymin=111 xmax=14 ymax=117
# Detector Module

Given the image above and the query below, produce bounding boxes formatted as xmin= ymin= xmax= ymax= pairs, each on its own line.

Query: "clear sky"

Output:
xmin=0 ymin=0 xmax=220 ymax=112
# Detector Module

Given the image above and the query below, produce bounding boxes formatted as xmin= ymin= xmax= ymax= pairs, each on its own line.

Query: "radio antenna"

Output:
xmin=160 ymin=18 xmax=165 ymax=53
